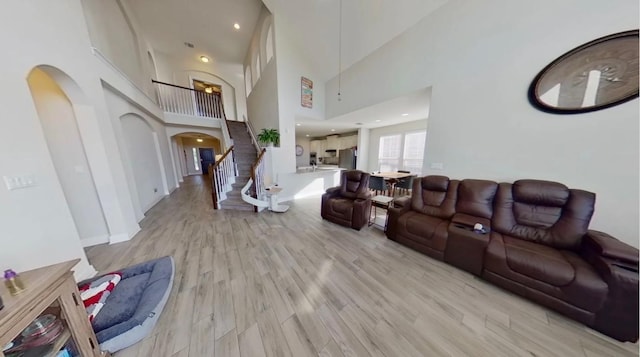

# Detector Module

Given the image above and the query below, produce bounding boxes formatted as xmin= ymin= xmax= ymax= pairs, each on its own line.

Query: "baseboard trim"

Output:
xmin=109 ymin=232 xmax=131 ymax=244
xmin=74 ymin=260 xmax=98 ymax=281
xmin=81 ymin=234 xmax=110 ymax=247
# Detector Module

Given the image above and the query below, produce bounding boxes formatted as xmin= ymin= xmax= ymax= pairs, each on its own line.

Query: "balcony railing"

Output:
xmin=152 ymin=80 xmax=226 ymax=119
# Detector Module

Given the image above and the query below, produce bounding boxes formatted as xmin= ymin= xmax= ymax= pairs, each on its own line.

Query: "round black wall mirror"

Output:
xmin=528 ymin=30 xmax=638 ymax=114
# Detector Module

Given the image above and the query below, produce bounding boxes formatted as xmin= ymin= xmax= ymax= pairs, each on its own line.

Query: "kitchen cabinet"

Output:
xmin=326 ymin=135 xmax=339 ymax=150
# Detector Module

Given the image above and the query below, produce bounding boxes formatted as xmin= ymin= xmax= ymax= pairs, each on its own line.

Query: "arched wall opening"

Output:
xmin=170 ymin=132 xmax=221 ymax=178
xmin=119 ymin=113 xmax=169 ymax=214
xmin=27 ymin=66 xmax=110 ymax=247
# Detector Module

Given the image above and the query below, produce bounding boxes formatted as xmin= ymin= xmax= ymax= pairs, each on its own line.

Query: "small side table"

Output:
xmin=369 ymin=195 xmax=394 ymax=228
xmin=265 ymin=187 xmax=289 ymax=213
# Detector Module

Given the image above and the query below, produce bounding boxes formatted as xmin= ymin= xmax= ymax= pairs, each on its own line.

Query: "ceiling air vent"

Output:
xmin=184 ymin=42 xmax=195 ymax=48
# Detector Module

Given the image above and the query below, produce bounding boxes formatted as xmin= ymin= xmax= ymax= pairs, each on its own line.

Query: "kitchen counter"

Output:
xmin=296 ymin=165 xmax=342 ymax=173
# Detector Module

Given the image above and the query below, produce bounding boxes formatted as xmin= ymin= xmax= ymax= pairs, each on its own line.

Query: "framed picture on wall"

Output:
xmin=301 ymin=77 xmax=313 ymax=108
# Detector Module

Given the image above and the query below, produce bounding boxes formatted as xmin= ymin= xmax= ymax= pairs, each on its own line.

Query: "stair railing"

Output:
xmin=211 ymin=145 xmax=235 ymax=209
xmin=250 ymin=148 xmax=268 ymax=211
xmin=152 ymin=80 xmax=226 ymax=119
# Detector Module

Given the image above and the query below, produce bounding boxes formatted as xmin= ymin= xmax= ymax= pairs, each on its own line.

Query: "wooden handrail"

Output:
xmin=245 ymin=116 xmax=261 ymax=152
xmin=251 ymin=148 xmax=267 ymax=180
xmin=213 ymin=145 xmax=234 ymax=170
xmin=152 ymin=79 xmax=221 ymax=95
xmin=250 ymin=148 xmax=268 ymax=212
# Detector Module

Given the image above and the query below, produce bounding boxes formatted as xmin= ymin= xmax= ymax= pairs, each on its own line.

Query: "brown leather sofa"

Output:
xmin=387 ymin=176 xmax=639 ymax=342
xmin=321 ymin=170 xmax=372 ymax=230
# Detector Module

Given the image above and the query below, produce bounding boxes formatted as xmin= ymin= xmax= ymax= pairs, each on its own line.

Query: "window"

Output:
xmin=378 ymin=134 xmax=402 ymax=172
xmin=265 ymin=25 xmax=274 ymax=63
xmin=192 ymin=147 xmax=200 ymax=171
xmin=254 ymin=54 xmax=261 ymax=83
xmin=244 ymin=66 xmax=252 ymax=97
xmin=377 ymin=130 xmax=426 ymax=173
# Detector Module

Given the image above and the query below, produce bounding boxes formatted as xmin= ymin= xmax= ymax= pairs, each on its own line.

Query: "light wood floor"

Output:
xmin=86 ymin=176 xmax=638 ymax=357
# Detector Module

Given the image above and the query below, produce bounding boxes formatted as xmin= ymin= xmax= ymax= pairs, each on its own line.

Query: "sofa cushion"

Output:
xmin=411 ymin=176 xmax=458 ymax=219
xmin=396 ymin=211 xmax=449 ymax=253
xmin=330 ymin=198 xmax=354 ymax=217
xmin=484 ymin=233 xmax=608 ymax=312
xmin=492 ymin=181 xmax=595 ymax=250
xmin=504 ymin=238 xmax=574 ymax=286
xmin=456 ymin=179 xmax=498 ymax=220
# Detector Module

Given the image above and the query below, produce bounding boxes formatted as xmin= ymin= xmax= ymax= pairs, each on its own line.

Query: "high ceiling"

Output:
xmin=296 ymin=87 xmax=431 ymax=137
xmin=124 ymin=0 xmax=264 ymax=63
xmin=268 ymin=0 xmax=448 ymax=80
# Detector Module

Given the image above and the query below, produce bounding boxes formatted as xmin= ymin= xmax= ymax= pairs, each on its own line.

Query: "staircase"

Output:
xmin=220 ymin=121 xmax=258 ymax=211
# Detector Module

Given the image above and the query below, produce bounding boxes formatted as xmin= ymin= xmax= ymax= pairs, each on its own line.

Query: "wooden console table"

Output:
xmin=0 ymin=260 xmax=107 ymax=356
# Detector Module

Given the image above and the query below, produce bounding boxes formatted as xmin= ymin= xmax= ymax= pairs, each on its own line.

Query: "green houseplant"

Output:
xmin=257 ymin=128 xmax=280 ymax=147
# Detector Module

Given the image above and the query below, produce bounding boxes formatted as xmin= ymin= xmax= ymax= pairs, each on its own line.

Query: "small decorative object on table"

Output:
xmin=4 ymin=269 xmax=25 ymax=296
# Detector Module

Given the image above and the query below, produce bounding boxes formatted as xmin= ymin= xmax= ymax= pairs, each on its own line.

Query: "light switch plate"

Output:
xmin=3 ymin=175 xmax=37 ymax=190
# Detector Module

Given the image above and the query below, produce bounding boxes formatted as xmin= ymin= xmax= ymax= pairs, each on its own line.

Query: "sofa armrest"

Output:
xmin=393 ymin=196 xmax=411 ymax=210
xmin=356 ymin=191 xmax=372 ymax=200
xmin=325 ymin=186 xmax=340 ymax=196
xmin=583 ymin=230 xmax=639 ymax=265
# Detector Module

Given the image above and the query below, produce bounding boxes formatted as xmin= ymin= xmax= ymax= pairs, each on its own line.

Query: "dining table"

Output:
xmin=370 ymin=172 xmax=413 ymax=197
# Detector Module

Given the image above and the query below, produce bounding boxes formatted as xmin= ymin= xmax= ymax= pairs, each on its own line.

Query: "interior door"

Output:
xmin=199 ymin=148 xmax=215 ymax=174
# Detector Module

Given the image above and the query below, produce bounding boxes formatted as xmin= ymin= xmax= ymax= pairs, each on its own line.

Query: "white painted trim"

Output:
xmin=81 ymin=234 xmax=110 ymax=248
xmin=109 ymin=232 xmax=133 ymax=244
xmin=74 ymin=261 xmax=98 ymax=281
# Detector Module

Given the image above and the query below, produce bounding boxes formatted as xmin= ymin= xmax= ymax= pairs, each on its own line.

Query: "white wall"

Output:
xmin=120 ymin=114 xmax=167 ymax=212
xmin=367 ymin=120 xmax=428 ymax=172
xmin=28 ymin=68 xmax=110 ymax=247
xmin=104 ymin=88 xmax=175 ymax=219
xmin=247 ymin=60 xmax=280 ymax=137
xmin=325 ymin=0 xmax=639 ymax=247
xmin=295 ymin=136 xmax=311 ymax=167
xmin=81 ymin=0 xmax=146 ymax=91
xmin=268 ymin=12 xmax=328 ymax=176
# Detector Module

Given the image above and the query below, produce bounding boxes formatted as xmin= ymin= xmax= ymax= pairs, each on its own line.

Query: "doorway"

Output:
xmin=192 ymin=79 xmax=222 ymax=117
xmin=199 ymin=148 xmax=215 ymax=174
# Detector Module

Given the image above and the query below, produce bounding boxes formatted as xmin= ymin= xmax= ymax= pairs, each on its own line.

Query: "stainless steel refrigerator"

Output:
xmin=338 ymin=149 xmax=357 ymax=170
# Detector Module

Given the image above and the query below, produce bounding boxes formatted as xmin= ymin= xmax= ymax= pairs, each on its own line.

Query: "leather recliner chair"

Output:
xmin=386 ymin=176 xmax=459 ymax=260
xmin=321 ymin=170 xmax=372 ymax=230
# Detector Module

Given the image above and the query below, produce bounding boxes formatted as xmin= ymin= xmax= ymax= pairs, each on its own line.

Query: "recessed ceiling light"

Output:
xmin=296 ymin=123 xmax=301 ymax=126
xmin=234 ymin=23 xmax=240 ymax=30
xmin=401 ymin=113 xmax=409 ymax=116
xmin=200 ymin=56 xmax=210 ymax=63
xmin=375 ymin=120 xmax=381 ymax=122
xmin=331 ymin=129 xmax=336 ymax=132
xmin=306 ymin=134 xmax=310 ymax=137
xmin=355 ymin=122 xmax=363 ymax=125
xmin=197 ymin=138 xmax=204 ymax=142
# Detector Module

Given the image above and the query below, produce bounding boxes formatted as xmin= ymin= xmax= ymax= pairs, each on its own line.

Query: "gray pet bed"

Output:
xmin=78 ymin=256 xmax=175 ymax=353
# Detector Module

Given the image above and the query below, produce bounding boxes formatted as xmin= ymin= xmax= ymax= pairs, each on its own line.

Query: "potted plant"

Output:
xmin=257 ymin=128 xmax=280 ymax=147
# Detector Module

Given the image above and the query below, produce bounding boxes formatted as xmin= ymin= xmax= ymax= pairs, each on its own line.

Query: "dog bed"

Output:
xmin=77 ymin=256 xmax=175 ymax=353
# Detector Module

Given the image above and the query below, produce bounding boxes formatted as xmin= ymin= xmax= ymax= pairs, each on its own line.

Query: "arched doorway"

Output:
xmin=27 ymin=66 xmax=109 ymax=247
xmin=170 ymin=133 xmax=221 ymax=179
